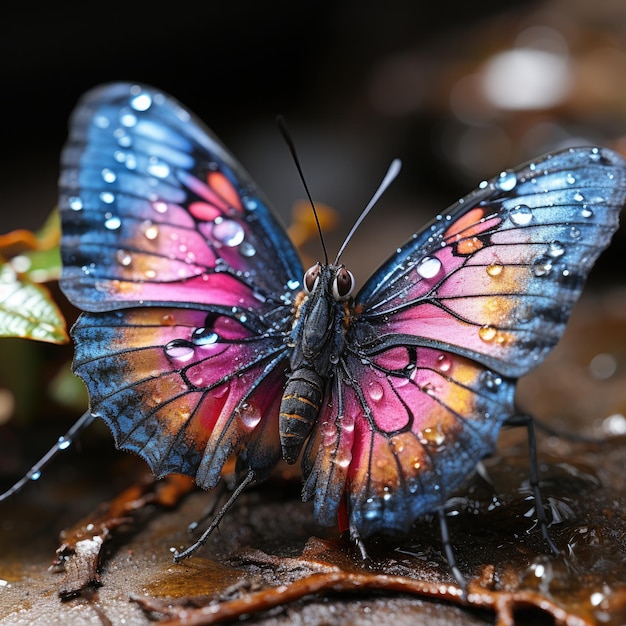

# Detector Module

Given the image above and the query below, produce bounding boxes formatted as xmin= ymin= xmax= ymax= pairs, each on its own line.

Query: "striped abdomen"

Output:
xmin=279 ymin=367 xmax=324 ymax=464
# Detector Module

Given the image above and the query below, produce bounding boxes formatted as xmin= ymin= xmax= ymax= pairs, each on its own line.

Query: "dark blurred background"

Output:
xmin=1 ymin=0 xmax=626 ymax=469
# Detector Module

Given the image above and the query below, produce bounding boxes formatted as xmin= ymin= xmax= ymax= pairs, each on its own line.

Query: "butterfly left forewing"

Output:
xmin=60 ymin=82 xmax=303 ymax=313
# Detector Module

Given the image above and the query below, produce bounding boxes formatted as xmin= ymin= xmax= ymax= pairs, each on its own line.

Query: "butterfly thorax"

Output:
xmin=279 ymin=262 xmax=355 ymax=464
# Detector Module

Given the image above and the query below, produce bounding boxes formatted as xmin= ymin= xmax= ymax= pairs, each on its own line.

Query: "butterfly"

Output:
xmin=20 ymin=82 xmax=626 ymax=582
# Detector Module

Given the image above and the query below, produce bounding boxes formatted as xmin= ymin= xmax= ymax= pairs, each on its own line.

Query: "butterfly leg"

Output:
xmin=0 ymin=411 xmax=96 ymax=502
xmin=348 ymin=522 xmax=369 ymax=560
xmin=505 ymin=413 xmax=559 ymax=555
xmin=436 ymin=505 xmax=467 ymax=593
xmin=185 ymin=480 xmax=229 ymax=534
xmin=173 ymin=469 xmax=257 ymax=562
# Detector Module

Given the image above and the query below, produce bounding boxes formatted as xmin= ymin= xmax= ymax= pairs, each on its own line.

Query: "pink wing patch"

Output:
xmin=303 ymin=345 xmax=514 ymax=535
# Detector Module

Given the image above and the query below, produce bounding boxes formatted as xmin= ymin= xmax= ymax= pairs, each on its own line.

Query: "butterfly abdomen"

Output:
xmin=279 ymin=367 xmax=324 ymax=464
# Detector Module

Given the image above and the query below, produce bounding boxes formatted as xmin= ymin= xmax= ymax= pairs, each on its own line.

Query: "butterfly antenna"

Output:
xmin=277 ymin=115 xmax=329 ymax=264
xmin=0 ymin=411 xmax=96 ymax=502
xmin=335 ymin=158 xmax=402 ymax=264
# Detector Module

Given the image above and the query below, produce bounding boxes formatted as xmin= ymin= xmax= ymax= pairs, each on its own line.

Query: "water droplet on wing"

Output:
xmin=496 ymin=170 xmax=517 ymax=191
xmin=213 ymin=218 xmax=245 ymax=247
xmin=367 ymin=381 xmax=384 ymax=402
xmin=435 ymin=353 xmax=452 ymax=372
xmin=130 ymin=92 xmax=152 ymax=111
xmin=104 ymin=214 xmax=122 ymax=230
xmin=486 ymin=263 xmax=503 ymax=277
xmin=509 ymin=204 xmax=533 ymax=225
xmin=164 ymin=340 xmax=195 ymax=362
xmin=416 ymin=255 xmax=442 ymax=279
xmin=479 ymin=325 xmax=497 ymax=342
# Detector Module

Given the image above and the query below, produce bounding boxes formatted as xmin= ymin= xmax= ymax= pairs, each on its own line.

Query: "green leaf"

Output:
xmin=0 ymin=263 xmax=68 ymax=343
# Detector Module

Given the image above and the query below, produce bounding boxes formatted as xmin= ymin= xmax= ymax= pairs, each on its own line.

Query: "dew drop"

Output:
xmin=237 ymin=402 xmax=261 ymax=429
xmin=581 ymin=206 xmax=594 ymax=218
xmin=363 ymin=497 xmax=381 ymax=521
xmin=153 ymin=201 xmax=168 ymax=214
xmin=569 ymin=226 xmax=581 ymax=240
xmin=142 ymin=221 xmax=159 ymax=240
xmin=573 ymin=192 xmax=585 ymax=202
xmin=418 ymin=426 xmax=445 ymax=447
xmin=509 ymin=204 xmax=533 ymax=225
xmin=496 ymin=170 xmax=517 ymax=192
xmin=486 ymin=263 xmax=503 ymax=277
xmin=130 ymin=92 xmax=152 ymax=111
xmin=367 ymin=381 xmax=384 ymax=402
xmin=566 ymin=173 xmax=576 ymax=185
xmin=533 ymin=256 xmax=553 ymax=277
xmin=213 ymin=219 xmax=245 ymax=247
xmin=481 ymin=370 xmax=503 ymax=389
xmin=120 ymin=112 xmax=137 ymax=127
xmin=104 ymin=214 xmax=122 ymax=230
xmin=147 ymin=158 xmax=171 ymax=178
xmin=57 ymin=436 xmax=71 ymax=451
xmin=286 ymin=278 xmax=300 ymax=291
xmin=547 ymin=241 xmax=565 ymax=258
xmin=416 ymin=255 xmax=442 ymax=279
xmin=435 ymin=353 xmax=452 ymax=372
xmin=100 ymin=191 xmax=115 ymax=204
xmin=116 ymin=249 xmax=132 ymax=266
xmin=239 ymin=241 xmax=256 ymax=257
xmin=69 ymin=196 xmax=83 ymax=211
xmin=28 ymin=470 xmax=42 ymax=482
xmin=164 ymin=340 xmax=195 ymax=362
xmin=101 ymin=168 xmax=117 ymax=183
xmin=478 ymin=325 xmax=497 ymax=342
xmin=334 ymin=450 xmax=352 ymax=468
xmin=191 ymin=327 xmax=219 ymax=346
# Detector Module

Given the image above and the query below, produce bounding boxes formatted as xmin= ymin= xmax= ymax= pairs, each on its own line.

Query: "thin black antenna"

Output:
xmin=277 ymin=116 xmax=329 ymax=264
xmin=335 ymin=158 xmax=402 ymax=264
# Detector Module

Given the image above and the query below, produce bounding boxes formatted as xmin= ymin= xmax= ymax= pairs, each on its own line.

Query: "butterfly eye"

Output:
xmin=332 ymin=267 xmax=355 ymax=301
xmin=303 ymin=264 xmax=321 ymax=294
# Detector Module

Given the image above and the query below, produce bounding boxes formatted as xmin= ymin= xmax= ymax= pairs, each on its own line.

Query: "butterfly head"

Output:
xmin=303 ymin=262 xmax=355 ymax=302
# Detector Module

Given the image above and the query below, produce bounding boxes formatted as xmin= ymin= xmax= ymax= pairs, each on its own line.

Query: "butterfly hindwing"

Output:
xmin=60 ymin=83 xmax=302 ymax=486
xmin=304 ymin=147 xmax=625 ymax=536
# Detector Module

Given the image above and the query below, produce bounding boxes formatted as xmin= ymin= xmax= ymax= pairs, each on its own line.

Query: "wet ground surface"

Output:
xmin=0 ymin=294 xmax=625 ymax=626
